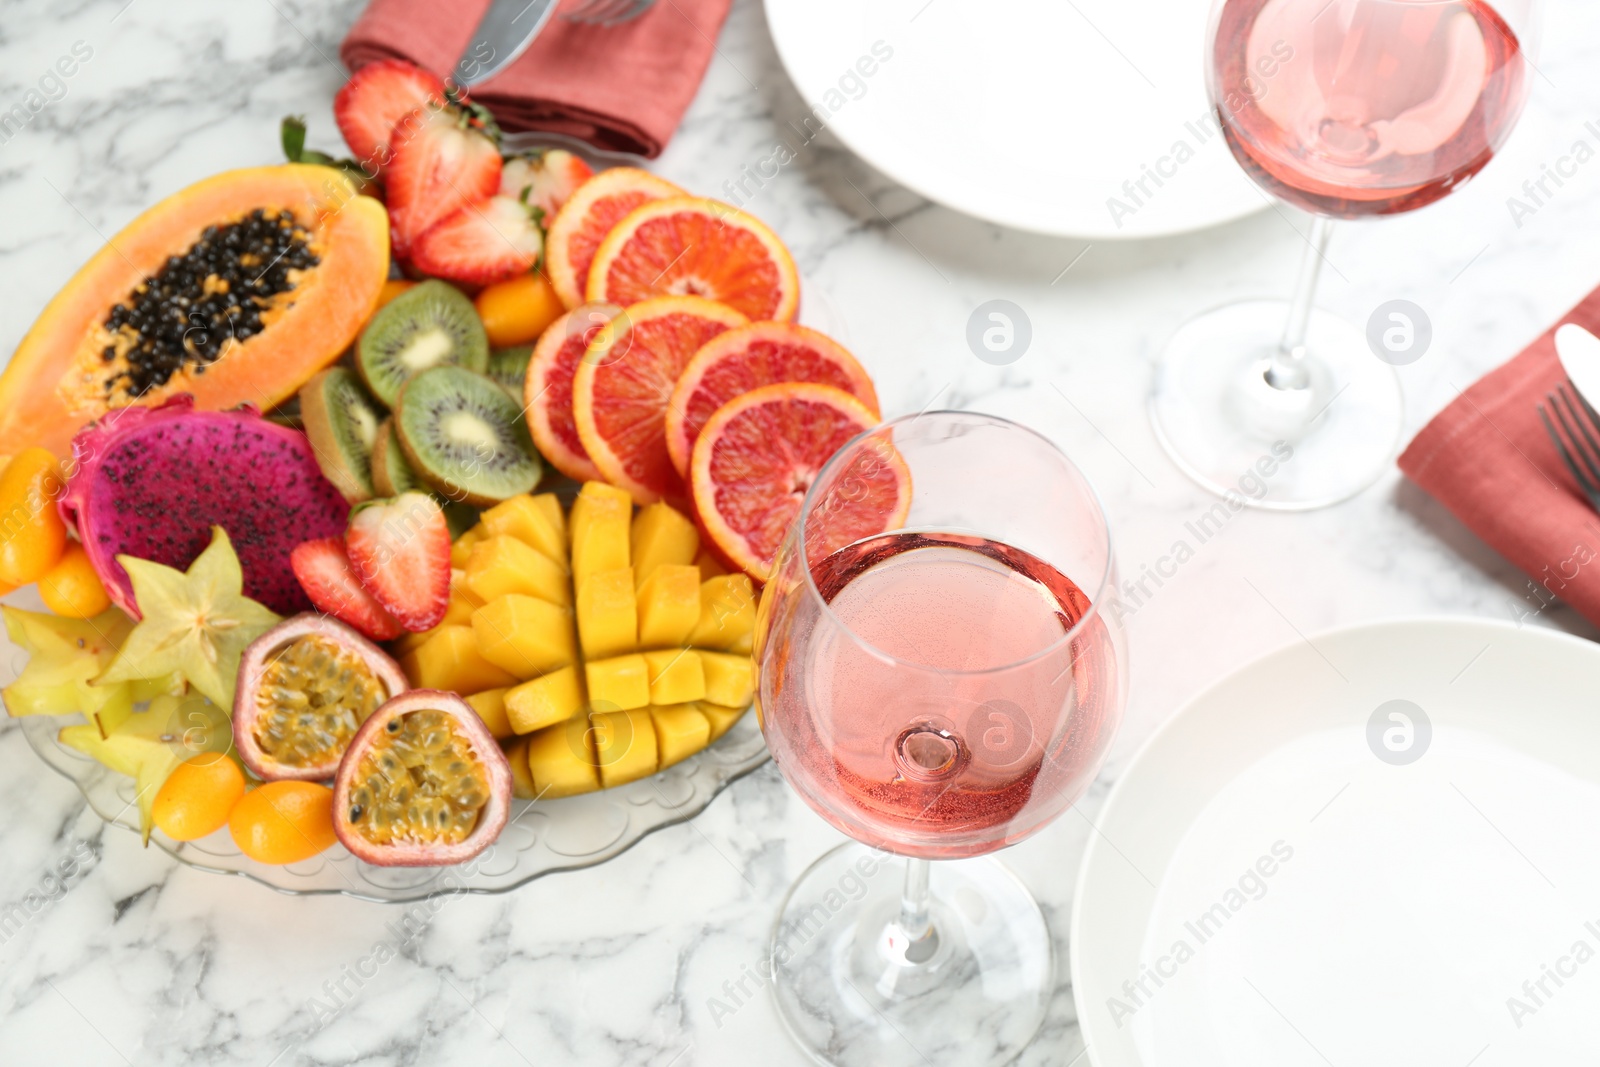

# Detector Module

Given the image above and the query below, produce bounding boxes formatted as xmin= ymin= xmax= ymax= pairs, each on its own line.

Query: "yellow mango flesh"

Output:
xmin=592 ymin=708 xmax=658 ymax=788
xmin=570 ymin=485 xmax=631 ymax=582
xmin=576 ymin=567 xmax=637 ymax=660
xmin=525 ymin=717 xmax=599 ymax=798
xmin=700 ymin=651 xmax=755 ymax=709
xmin=503 ymin=736 xmax=537 ymax=799
xmin=631 ymin=502 xmax=699 ymax=587
xmin=481 ymin=494 xmax=566 ymax=564
xmin=686 ymin=575 xmax=756 ymax=652
xmin=637 ymin=564 xmax=701 ymax=648
xmin=585 ymin=653 xmax=650 ymax=712
xmin=652 ymin=705 xmax=712 ymax=769
xmin=505 ymin=665 xmax=586 ymax=734
xmin=465 ymin=688 xmax=515 ymax=739
xmin=466 ymin=535 xmax=571 ymax=606
xmin=697 ymin=702 xmax=747 ymax=741
xmin=644 ymin=649 xmax=705 ymax=706
xmin=471 ymin=595 xmax=576 ymax=677
xmin=401 ymin=626 xmax=518 ymax=694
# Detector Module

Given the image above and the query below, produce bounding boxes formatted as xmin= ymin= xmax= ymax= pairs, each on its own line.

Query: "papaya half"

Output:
xmin=0 ymin=164 xmax=389 ymax=461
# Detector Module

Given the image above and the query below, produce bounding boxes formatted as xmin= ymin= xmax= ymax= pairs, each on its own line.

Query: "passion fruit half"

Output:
xmin=233 ymin=613 xmax=409 ymax=782
xmin=332 ymin=689 xmax=511 ymax=867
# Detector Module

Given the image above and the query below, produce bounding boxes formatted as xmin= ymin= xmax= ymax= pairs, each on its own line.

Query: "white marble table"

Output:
xmin=3 ymin=1 xmax=1599 ymax=1064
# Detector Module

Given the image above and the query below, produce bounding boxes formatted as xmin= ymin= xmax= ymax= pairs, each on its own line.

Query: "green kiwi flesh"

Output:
xmin=485 ymin=346 xmax=533 ymax=400
xmin=395 ymin=366 xmax=541 ymax=506
xmin=300 ymin=367 xmax=383 ymax=502
xmin=371 ymin=419 xmax=421 ymax=497
xmin=357 ymin=280 xmax=489 ymax=407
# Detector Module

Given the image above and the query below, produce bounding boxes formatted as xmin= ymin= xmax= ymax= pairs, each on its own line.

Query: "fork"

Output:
xmin=565 ymin=0 xmax=658 ymax=26
xmin=1538 ymin=381 xmax=1600 ymax=512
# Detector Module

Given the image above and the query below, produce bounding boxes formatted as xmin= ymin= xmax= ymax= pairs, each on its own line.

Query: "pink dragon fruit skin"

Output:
xmin=58 ymin=395 xmax=350 ymax=619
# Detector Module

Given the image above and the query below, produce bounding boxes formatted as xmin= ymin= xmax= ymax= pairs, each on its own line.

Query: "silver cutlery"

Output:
xmin=455 ymin=0 xmax=659 ymax=90
xmin=1538 ymin=381 xmax=1600 ymax=513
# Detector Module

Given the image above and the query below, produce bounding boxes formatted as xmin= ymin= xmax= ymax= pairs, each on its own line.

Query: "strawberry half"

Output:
xmin=501 ymin=149 xmax=595 ymax=221
xmin=334 ymin=60 xmax=447 ymax=174
xmin=386 ymin=105 xmax=502 ymax=256
xmin=345 ymin=492 xmax=452 ymax=632
xmin=409 ymin=195 xmax=545 ymax=286
xmin=290 ymin=535 xmax=405 ymax=641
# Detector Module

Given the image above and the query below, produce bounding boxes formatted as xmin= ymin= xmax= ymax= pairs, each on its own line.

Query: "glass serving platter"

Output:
xmin=20 ymin=705 xmax=767 ymax=902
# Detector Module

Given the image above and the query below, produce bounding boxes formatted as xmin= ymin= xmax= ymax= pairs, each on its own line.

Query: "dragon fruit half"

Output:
xmin=59 ymin=396 xmax=350 ymax=618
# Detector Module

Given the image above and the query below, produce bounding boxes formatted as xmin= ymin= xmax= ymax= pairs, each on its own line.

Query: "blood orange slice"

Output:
xmin=586 ymin=198 xmax=800 ymax=322
xmin=524 ymin=303 xmax=622 ymax=483
xmin=663 ymin=322 xmax=879 ymax=479
xmin=572 ymin=295 xmax=748 ymax=505
xmin=691 ymin=383 xmax=909 ymax=581
xmin=545 ymin=168 xmax=684 ymax=310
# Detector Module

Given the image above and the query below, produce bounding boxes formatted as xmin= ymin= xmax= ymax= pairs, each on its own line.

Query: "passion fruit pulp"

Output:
xmin=333 ymin=689 xmax=511 ymax=867
xmin=233 ymin=614 xmax=409 ymax=782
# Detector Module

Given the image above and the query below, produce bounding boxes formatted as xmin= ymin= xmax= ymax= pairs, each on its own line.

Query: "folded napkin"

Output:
xmin=1399 ymin=284 xmax=1600 ymax=627
xmin=340 ymin=0 xmax=734 ymax=158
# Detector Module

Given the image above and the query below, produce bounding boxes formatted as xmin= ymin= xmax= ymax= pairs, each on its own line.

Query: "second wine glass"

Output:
xmin=1151 ymin=0 xmax=1536 ymax=509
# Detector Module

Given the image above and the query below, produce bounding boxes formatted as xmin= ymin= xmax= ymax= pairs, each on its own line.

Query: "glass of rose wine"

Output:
xmin=1150 ymin=0 xmax=1539 ymax=509
xmin=754 ymin=412 xmax=1126 ymax=1067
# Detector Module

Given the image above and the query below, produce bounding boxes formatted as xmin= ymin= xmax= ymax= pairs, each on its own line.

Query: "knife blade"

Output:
xmin=453 ymin=0 xmax=560 ymax=89
xmin=1555 ymin=323 xmax=1600 ymax=413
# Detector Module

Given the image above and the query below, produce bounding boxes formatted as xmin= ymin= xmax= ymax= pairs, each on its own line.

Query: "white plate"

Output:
xmin=763 ymin=0 xmax=1265 ymax=239
xmin=1071 ymin=618 xmax=1600 ymax=1066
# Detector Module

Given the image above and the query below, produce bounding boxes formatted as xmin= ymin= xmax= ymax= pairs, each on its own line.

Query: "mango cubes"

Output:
xmin=394 ymin=484 xmax=758 ymax=800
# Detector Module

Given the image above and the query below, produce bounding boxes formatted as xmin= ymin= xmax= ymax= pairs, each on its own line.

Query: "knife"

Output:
xmin=453 ymin=0 xmax=560 ymax=90
xmin=1555 ymin=323 xmax=1600 ymax=413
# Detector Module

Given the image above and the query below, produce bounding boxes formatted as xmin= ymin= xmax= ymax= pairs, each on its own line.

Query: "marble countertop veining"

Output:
xmin=3 ymin=0 xmax=1600 ymax=1064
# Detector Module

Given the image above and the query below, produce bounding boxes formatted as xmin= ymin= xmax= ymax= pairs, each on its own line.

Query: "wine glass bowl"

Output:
xmin=1211 ymin=0 xmax=1533 ymax=218
xmin=754 ymin=412 xmax=1127 ymax=1067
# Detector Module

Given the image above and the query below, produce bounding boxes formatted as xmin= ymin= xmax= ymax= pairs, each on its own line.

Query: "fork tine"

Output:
xmin=1540 ymin=402 xmax=1600 ymax=497
xmin=605 ymin=0 xmax=656 ymax=23
xmin=568 ymin=0 xmax=629 ymax=21
xmin=1551 ymin=387 xmax=1600 ymax=486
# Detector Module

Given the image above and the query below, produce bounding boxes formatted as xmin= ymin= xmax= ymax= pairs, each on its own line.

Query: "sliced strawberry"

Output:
xmin=409 ymin=195 xmax=544 ymax=286
xmin=501 ymin=149 xmax=595 ymax=221
xmin=345 ymin=492 xmax=452 ymax=632
xmin=290 ymin=536 xmax=405 ymax=641
xmin=334 ymin=60 xmax=447 ymax=173
xmin=386 ymin=106 xmax=502 ymax=256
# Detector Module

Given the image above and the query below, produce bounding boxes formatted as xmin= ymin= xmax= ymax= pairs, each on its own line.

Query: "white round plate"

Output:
xmin=763 ymin=0 xmax=1265 ymax=239
xmin=1071 ymin=618 xmax=1600 ymax=1066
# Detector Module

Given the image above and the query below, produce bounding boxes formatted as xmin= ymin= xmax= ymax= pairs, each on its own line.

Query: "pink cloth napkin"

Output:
xmin=1399 ymin=285 xmax=1600 ymax=627
xmin=340 ymin=0 xmax=734 ymax=158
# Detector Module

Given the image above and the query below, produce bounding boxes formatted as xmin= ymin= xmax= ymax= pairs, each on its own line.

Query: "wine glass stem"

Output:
xmin=1267 ymin=215 xmax=1335 ymax=391
xmin=900 ymin=856 xmax=933 ymax=941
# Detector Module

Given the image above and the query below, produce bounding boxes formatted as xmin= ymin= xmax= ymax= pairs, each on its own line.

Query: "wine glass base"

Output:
xmin=770 ymin=842 xmax=1052 ymax=1067
xmin=1149 ymin=299 xmax=1405 ymax=511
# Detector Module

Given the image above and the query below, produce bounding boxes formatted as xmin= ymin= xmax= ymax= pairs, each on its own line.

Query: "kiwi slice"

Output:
xmin=356 ymin=280 xmax=489 ymax=407
xmin=394 ymin=366 xmax=542 ymax=506
xmin=300 ymin=368 xmax=384 ymax=502
xmin=485 ymin=346 xmax=534 ymax=401
xmin=371 ymin=418 xmax=421 ymax=497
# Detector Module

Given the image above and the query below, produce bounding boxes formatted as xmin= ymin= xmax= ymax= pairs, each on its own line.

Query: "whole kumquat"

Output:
xmin=152 ymin=753 xmax=247 ymax=842
xmin=0 ymin=448 xmax=68 ymax=586
xmin=228 ymin=780 xmax=337 ymax=864
xmin=38 ymin=543 xmax=111 ymax=618
xmin=475 ymin=271 xmax=564 ymax=347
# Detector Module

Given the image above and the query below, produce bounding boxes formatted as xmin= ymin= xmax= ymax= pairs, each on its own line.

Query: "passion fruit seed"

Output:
xmin=347 ymin=708 xmax=492 ymax=846
xmin=98 ymin=208 xmax=320 ymax=400
xmin=251 ymin=632 xmax=387 ymax=771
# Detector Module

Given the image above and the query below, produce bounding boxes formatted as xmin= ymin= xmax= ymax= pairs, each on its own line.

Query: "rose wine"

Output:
xmin=1213 ymin=0 xmax=1527 ymax=216
xmin=758 ymin=532 xmax=1119 ymax=860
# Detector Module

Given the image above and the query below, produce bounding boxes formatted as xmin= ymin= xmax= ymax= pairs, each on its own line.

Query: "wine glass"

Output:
xmin=754 ymin=412 xmax=1127 ymax=1067
xmin=1150 ymin=0 xmax=1539 ymax=509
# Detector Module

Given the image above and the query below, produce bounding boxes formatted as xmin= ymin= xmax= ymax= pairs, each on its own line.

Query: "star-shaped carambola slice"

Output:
xmin=100 ymin=527 xmax=280 ymax=708
xmin=2 ymin=607 xmax=185 ymax=737
xmin=59 ymin=692 xmax=233 ymax=843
